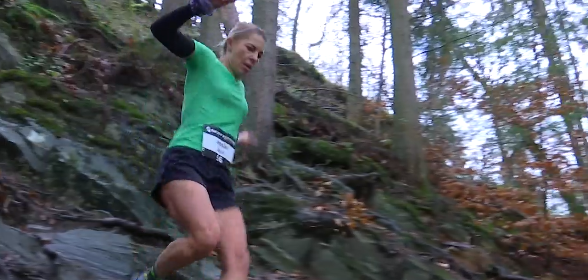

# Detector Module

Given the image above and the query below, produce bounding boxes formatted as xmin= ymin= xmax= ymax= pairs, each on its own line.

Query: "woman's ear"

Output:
xmin=225 ymin=37 xmax=234 ymax=53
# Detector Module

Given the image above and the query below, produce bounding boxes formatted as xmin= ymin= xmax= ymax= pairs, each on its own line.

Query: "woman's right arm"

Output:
xmin=150 ymin=4 xmax=206 ymax=59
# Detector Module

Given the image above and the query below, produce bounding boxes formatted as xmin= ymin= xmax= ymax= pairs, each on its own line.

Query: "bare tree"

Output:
xmin=219 ymin=2 xmax=240 ymax=34
xmin=388 ymin=0 xmax=425 ymax=183
xmin=346 ymin=0 xmax=362 ymax=122
xmin=242 ymin=0 xmax=280 ymax=159
xmin=199 ymin=12 xmax=224 ymax=54
xmin=291 ymin=0 xmax=303 ymax=51
xmin=160 ymin=0 xmax=184 ymax=15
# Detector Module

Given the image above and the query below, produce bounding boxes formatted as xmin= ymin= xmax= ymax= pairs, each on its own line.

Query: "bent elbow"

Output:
xmin=150 ymin=23 xmax=160 ymax=39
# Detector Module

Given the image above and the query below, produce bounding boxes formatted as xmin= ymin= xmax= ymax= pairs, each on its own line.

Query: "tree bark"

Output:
xmin=219 ymin=2 xmax=240 ymax=34
xmin=346 ymin=0 xmax=362 ymax=123
xmin=388 ymin=0 xmax=426 ymax=184
xmin=242 ymin=0 xmax=280 ymax=160
xmin=199 ymin=12 xmax=224 ymax=55
xmin=291 ymin=0 xmax=303 ymax=51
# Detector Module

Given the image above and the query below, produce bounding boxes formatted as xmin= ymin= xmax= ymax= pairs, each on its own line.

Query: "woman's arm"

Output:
xmin=150 ymin=4 xmax=209 ymax=59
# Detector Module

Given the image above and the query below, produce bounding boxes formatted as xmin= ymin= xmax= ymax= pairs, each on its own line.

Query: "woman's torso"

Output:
xmin=169 ymin=41 xmax=248 ymax=155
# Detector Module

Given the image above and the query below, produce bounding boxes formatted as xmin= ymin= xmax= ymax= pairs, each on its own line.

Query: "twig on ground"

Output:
xmin=56 ymin=215 xmax=174 ymax=242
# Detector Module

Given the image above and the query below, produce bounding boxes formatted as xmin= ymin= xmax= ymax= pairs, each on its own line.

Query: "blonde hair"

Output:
xmin=218 ymin=22 xmax=266 ymax=56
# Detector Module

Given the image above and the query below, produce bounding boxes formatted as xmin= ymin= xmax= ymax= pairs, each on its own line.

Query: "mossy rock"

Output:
xmin=87 ymin=135 xmax=121 ymax=150
xmin=36 ymin=115 xmax=66 ymax=136
xmin=0 ymin=69 xmax=52 ymax=92
xmin=112 ymin=98 xmax=148 ymax=120
xmin=277 ymin=47 xmax=327 ymax=83
xmin=4 ymin=106 xmax=32 ymax=120
xmin=283 ymin=137 xmax=353 ymax=168
xmin=25 ymin=97 xmax=62 ymax=113
xmin=238 ymin=190 xmax=301 ymax=227
xmin=22 ymin=2 xmax=65 ymax=22
xmin=59 ymin=97 xmax=103 ymax=118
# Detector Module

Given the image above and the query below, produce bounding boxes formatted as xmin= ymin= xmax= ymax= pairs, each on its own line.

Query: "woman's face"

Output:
xmin=227 ymin=33 xmax=265 ymax=77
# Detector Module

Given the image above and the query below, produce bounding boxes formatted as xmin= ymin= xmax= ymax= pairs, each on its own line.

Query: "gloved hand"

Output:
xmin=190 ymin=0 xmax=235 ymax=16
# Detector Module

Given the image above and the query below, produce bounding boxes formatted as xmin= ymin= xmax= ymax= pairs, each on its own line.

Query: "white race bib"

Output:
xmin=201 ymin=125 xmax=236 ymax=165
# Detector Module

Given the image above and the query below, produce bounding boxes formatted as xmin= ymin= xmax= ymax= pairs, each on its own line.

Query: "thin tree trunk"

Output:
xmin=199 ymin=11 xmax=224 ymax=55
xmin=346 ymin=0 xmax=362 ymax=122
xmin=291 ymin=0 xmax=303 ymax=51
xmin=242 ymin=0 xmax=280 ymax=160
xmin=219 ymin=2 xmax=240 ymax=34
xmin=375 ymin=11 xmax=388 ymax=136
xmin=388 ymin=0 xmax=425 ymax=185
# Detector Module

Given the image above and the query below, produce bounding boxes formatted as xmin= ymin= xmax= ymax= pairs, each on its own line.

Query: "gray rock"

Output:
xmin=105 ymin=123 xmax=122 ymax=141
xmin=45 ymin=229 xmax=139 ymax=279
xmin=0 ymin=31 xmax=21 ymax=70
xmin=0 ymin=83 xmax=27 ymax=104
xmin=0 ymin=117 xmax=170 ymax=229
xmin=0 ymin=220 xmax=45 ymax=262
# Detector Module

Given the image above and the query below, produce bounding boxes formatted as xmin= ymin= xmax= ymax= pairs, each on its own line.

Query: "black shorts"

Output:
xmin=150 ymin=146 xmax=236 ymax=210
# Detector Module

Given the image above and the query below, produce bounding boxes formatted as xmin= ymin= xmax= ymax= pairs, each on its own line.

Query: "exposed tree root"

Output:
xmin=55 ymin=215 xmax=174 ymax=242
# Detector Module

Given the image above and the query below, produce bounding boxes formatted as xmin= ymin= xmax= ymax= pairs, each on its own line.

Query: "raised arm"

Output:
xmin=150 ymin=2 xmax=211 ymax=59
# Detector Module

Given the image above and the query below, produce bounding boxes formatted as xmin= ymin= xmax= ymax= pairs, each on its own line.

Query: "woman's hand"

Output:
xmin=210 ymin=0 xmax=236 ymax=9
xmin=238 ymin=131 xmax=257 ymax=146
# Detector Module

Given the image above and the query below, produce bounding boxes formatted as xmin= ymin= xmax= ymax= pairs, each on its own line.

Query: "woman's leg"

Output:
xmin=153 ymin=179 xmax=221 ymax=277
xmin=216 ymin=207 xmax=250 ymax=280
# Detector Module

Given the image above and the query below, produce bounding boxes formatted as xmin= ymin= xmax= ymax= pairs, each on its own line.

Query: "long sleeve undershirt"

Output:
xmin=150 ymin=4 xmax=198 ymax=58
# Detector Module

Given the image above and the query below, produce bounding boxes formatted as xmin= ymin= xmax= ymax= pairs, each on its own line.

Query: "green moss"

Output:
xmin=0 ymin=21 xmax=12 ymax=34
xmin=5 ymin=7 xmax=39 ymax=33
xmin=283 ymin=137 xmax=354 ymax=168
xmin=88 ymin=135 xmax=121 ymax=150
xmin=112 ymin=98 xmax=147 ymax=120
xmin=59 ymin=97 xmax=102 ymax=117
xmin=274 ymin=103 xmax=288 ymax=117
xmin=36 ymin=116 xmax=65 ymax=136
xmin=0 ymin=69 xmax=52 ymax=92
xmin=5 ymin=107 xmax=31 ymax=120
xmin=25 ymin=98 xmax=61 ymax=113
xmin=23 ymin=3 xmax=65 ymax=22
xmin=130 ymin=2 xmax=155 ymax=12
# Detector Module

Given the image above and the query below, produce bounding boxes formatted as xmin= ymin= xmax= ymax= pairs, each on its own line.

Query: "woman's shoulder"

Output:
xmin=185 ymin=40 xmax=218 ymax=67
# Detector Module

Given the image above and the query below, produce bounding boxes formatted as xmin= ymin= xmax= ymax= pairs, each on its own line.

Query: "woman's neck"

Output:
xmin=219 ymin=56 xmax=241 ymax=80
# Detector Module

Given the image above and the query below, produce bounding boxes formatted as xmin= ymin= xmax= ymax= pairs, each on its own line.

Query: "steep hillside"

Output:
xmin=0 ymin=1 xmax=568 ymax=280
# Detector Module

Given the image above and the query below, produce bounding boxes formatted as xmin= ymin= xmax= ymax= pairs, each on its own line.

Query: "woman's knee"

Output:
xmin=191 ymin=220 xmax=221 ymax=252
xmin=222 ymin=246 xmax=250 ymax=272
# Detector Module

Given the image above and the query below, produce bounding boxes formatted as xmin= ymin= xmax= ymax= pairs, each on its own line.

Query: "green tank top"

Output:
xmin=168 ymin=40 xmax=248 ymax=162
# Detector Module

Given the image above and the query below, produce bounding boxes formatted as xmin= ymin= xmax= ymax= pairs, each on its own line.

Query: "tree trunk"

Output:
xmin=530 ymin=0 xmax=587 ymax=215
xmin=388 ymin=0 xmax=425 ymax=184
xmin=291 ymin=0 xmax=303 ymax=51
xmin=161 ymin=0 xmax=185 ymax=15
xmin=242 ymin=0 xmax=280 ymax=160
xmin=375 ymin=11 xmax=388 ymax=136
xmin=346 ymin=0 xmax=362 ymax=123
xmin=198 ymin=12 xmax=224 ymax=55
xmin=219 ymin=2 xmax=240 ymax=34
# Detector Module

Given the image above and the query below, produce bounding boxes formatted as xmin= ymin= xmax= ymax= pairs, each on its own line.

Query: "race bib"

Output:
xmin=201 ymin=125 xmax=236 ymax=165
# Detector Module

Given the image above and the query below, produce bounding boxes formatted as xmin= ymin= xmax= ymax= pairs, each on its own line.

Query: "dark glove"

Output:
xmin=190 ymin=0 xmax=214 ymax=16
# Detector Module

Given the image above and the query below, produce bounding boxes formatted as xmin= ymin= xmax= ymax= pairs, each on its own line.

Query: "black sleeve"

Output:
xmin=150 ymin=4 xmax=198 ymax=58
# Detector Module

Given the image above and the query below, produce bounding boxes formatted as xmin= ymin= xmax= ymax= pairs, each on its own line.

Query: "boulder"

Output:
xmin=0 ymin=31 xmax=21 ymax=70
xmin=0 ymin=118 xmax=171 ymax=230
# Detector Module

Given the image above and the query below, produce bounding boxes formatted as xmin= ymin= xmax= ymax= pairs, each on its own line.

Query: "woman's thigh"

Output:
xmin=160 ymin=179 xmax=219 ymax=237
xmin=216 ymin=207 xmax=249 ymax=267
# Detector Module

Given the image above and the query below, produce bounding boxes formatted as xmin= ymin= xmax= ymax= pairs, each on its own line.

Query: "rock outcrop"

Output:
xmin=0 ymin=1 xmax=551 ymax=280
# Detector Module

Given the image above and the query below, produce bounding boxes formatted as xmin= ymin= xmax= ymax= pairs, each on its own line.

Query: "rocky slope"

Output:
xmin=0 ymin=1 xmax=551 ymax=280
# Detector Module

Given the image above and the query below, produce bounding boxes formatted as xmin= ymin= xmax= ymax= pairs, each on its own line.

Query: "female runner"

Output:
xmin=134 ymin=0 xmax=266 ymax=279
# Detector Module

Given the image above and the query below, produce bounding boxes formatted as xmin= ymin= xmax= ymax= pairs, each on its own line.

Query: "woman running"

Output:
xmin=133 ymin=0 xmax=266 ymax=280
